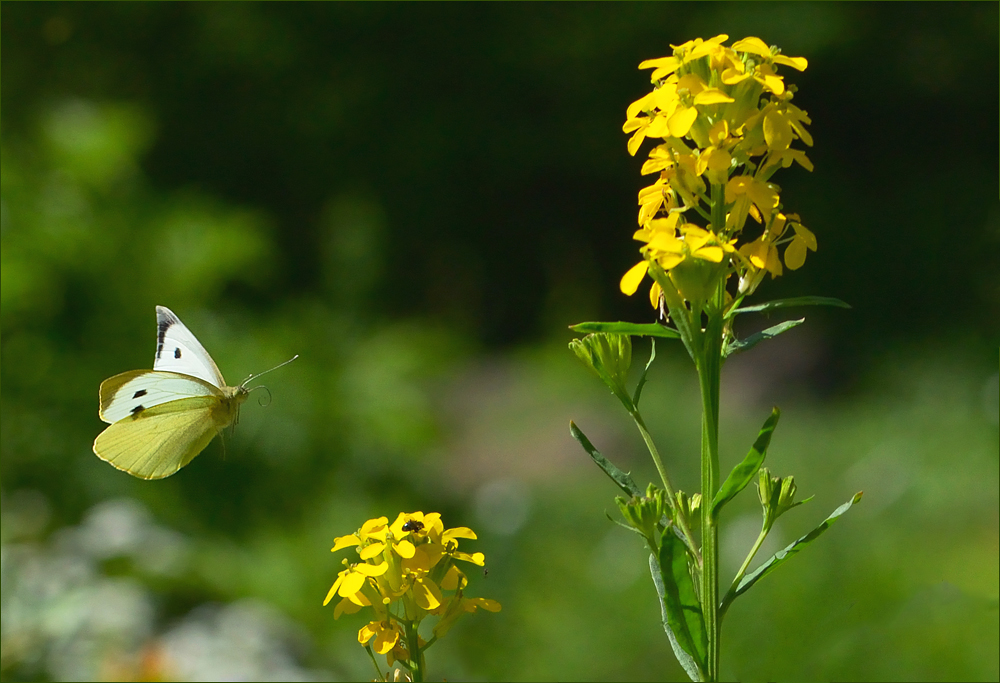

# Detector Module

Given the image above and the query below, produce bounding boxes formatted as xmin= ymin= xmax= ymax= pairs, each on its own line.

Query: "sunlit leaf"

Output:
xmin=651 ymin=531 xmax=707 ymax=680
xmin=569 ymin=321 xmax=680 ymax=339
xmin=730 ymin=296 xmax=850 ymax=316
xmin=712 ymin=408 xmax=780 ymax=515
xmin=569 ymin=421 xmax=641 ymax=497
xmin=724 ymin=319 xmax=804 ymax=357
xmin=721 ymin=491 xmax=864 ymax=614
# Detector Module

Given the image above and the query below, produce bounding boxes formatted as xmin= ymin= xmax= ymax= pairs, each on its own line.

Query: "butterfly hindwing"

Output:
xmin=93 ymin=396 xmax=225 ymax=480
xmin=99 ymin=370 xmax=221 ymax=424
xmin=153 ymin=305 xmax=227 ymax=388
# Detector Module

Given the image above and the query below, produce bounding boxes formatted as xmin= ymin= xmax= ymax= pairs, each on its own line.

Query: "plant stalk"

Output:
xmin=699 ymin=181 xmax=727 ymax=681
xmin=631 ymin=410 xmax=700 ymax=563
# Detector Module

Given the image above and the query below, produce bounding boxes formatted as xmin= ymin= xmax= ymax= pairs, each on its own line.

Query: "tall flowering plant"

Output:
xmin=569 ymin=35 xmax=861 ymax=681
xmin=324 ymin=511 xmax=500 ymax=682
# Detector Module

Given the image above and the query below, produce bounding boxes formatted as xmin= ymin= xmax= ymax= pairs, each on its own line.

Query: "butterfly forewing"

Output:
xmin=99 ymin=370 xmax=222 ymax=424
xmin=154 ymin=306 xmax=227 ymax=388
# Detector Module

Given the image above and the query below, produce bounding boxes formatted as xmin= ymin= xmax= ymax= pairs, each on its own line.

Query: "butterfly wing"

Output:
xmin=99 ymin=370 xmax=222 ymax=424
xmin=154 ymin=306 xmax=227 ymax=388
xmin=93 ymin=395 xmax=228 ymax=479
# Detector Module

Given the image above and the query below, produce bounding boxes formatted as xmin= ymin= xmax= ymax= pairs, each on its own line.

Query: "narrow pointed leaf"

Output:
xmin=731 ymin=296 xmax=851 ymax=316
xmin=722 ymin=491 xmax=863 ymax=613
xmin=712 ymin=408 xmax=780 ymax=515
xmin=569 ymin=421 xmax=642 ymax=497
xmin=649 ymin=552 xmax=704 ymax=682
xmin=632 ymin=339 xmax=657 ymax=407
xmin=569 ymin=321 xmax=680 ymax=339
xmin=724 ymin=318 xmax=804 ymax=357
xmin=654 ymin=530 xmax=707 ymax=678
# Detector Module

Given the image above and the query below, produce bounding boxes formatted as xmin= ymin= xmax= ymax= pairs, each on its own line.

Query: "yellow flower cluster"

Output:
xmin=324 ymin=511 xmax=500 ymax=670
xmin=619 ymin=35 xmax=817 ymax=305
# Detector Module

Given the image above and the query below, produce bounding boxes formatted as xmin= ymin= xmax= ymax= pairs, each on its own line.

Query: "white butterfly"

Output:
xmin=93 ymin=305 xmax=297 ymax=480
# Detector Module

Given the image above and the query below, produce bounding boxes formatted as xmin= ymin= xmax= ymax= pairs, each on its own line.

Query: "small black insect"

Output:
xmin=402 ymin=520 xmax=424 ymax=532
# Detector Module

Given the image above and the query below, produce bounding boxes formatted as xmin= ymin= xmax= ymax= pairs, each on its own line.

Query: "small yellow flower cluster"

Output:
xmin=619 ymin=35 xmax=817 ymax=305
xmin=324 ymin=511 xmax=500 ymax=671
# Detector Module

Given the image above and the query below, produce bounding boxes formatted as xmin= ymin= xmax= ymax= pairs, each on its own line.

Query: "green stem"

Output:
xmin=405 ymin=620 xmax=425 ymax=682
xmin=700 ymin=181 xmax=727 ymax=682
xmin=631 ymin=409 xmax=700 ymax=564
xmin=697 ymin=329 xmax=722 ymax=682
xmin=721 ymin=520 xmax=770 ymax=620
xmin=364 ymin=644 xmax=387 ymax=682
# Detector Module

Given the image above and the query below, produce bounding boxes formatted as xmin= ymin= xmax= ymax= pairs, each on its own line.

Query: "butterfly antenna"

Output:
xmin=241 ymin=354 xmax=299 ymax=387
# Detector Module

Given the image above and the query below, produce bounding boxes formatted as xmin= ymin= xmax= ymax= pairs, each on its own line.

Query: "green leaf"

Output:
xmin=721 ymin=491 xmax=864 ymax=614
xmin=632 ymin=338 xmax=656 ymax=407
xmin=649 ymin=553 xmax=703 ymax=681
xmin=569 ymin=321 xmax=680 ymax=339
xmin=730 ymin=296 xmax=851 ymax=316
xmin=712 ymin=408 xmax=780 ymax=515
xmin=724 ymin=318 xmax=804 ymax=357
xmin=569 ymin=421 xmax=642 ymax=497
xmin=652 ymin=530 xmax=707 ymax=679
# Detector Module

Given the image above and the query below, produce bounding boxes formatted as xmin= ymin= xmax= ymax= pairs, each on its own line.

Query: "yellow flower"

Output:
xmin=359 ymin=620 xmax=403 ymax=655
xmin=323 ymin=560 xmax=388 ymax=607
xmin=325 ymin=510 xmax=500 ymax=677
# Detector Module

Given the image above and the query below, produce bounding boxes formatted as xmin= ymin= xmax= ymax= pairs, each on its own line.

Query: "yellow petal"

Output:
xmin=732 ymin=37 xmax=771 ymax=57
xmin=791 ymin=222 xmax=817 ymax=251
xmin=323 ymin=575 xmax=344 ymax=606
xmin=443 ymin=526 xmax=477 ymax=541
xmin=620 ymin=261 xmax=649 ymax=295
xmin=648 ymin=280 xmax=662 ymax=309
xmin=373 ymin=626 xmax=400 ymax=655
xmin=784 ymin=238 xmax=807 ymax=270
xmin=657 ymin=252 xmax=685 ymax=270
xmin=358 ymin=622 xmax=378 ymax=645
xmin=392 ymin=540 xmax=416 ymax=558
xmin=774 ymin=54 xmax=808 ymax=71
xmin=413 ymin=578 xmax=443 ymax=610
xmin=694 ymin=245 xmax=724 ymax=263
xmin=667 ymin=106 xmax=698 ymax=138
xmin=339 ymin=571 xmax=366 ymax=597
xmin=359 ymin=542 xmax=385 ymax=560
xmin=693 ymin=88 xmax=735 ymax=105
xmin=627 ymin=128 xmax=647 ymax=157
xmin=331 ymin=534 xmax=361 ymax=552
xmin=357 ymin=561 xmax=389 ymax=577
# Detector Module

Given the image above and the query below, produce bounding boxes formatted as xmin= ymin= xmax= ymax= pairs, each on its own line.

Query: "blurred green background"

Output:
xmin=2 ymin=3 xmax=997 ymax=681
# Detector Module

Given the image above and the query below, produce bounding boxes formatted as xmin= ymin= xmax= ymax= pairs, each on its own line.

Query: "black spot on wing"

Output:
xmin=174 ymin=347 xmax=182 ymax=359
xmin=156 ymin=308 xmax=180 ymax=360
xmin=131 ymin=405 xmax=145 ymax=415
xmin=132 ymin=389 xmax=147 ymax=398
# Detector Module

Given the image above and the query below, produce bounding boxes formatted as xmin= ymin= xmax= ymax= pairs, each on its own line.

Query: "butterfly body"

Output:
xmin=93 ymin=306 xmax=253 ymax=480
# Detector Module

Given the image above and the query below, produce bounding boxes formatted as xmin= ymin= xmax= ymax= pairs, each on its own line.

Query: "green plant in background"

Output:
xmin=324 ymin=511 xmax=500 ymax=682
xmin=569 ymin=35 xmax=862 ymax=682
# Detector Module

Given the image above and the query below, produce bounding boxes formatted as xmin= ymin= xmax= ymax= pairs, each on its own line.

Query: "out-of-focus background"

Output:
xmin=2 ymin=3 xmax=997 ymax=681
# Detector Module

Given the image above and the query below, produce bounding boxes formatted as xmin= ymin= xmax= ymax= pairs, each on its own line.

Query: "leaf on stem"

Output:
xmin=569 ymin=421 xmax=642 ymax=497
xmin=651 ymin=531 xmax=707 ymax=680
xmin=724 ymin=318 xmax=804 ymax=357
xmin=569 ymin=321 xmax=681 ymax=339
xmin=721 ymin=491 xmax=864 ymax=612
xmin=712 ymin=408 xmax=780 ymax=515
xmin=730 ymin=296 xmax=851 ymax=316
xmin=632 ymin=338 xmax=656 ymax=407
